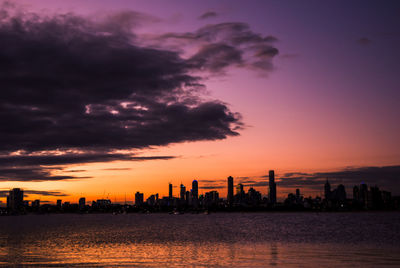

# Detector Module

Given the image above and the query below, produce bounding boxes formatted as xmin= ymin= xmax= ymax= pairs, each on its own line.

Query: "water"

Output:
xmin=0 ymin=212 xmax=399 ymax=267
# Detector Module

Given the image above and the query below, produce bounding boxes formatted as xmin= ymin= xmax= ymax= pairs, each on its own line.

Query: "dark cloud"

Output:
xmin=0 ymin=153 xmax=173 ymax=181
xmin=0 ymin=167 xmax=85 ymax=182
xmin=198 ymin=11 xmax=218 ymax=20
xmin=0 ymin=5 xmax=265 ymax=181
xmin=278 ymin=166 xmax=400 ymax=194
xmin=101 ymin=168 xmax=132 ymax=171
xmin=188 ymin=43 xmax=243 ymax=72
xmin=156 ymin=22 xmax=279 ymax=72
xmin=0 ymin=189 xmax=68 ymax=198
xmin=199 ymin=185 xmax=225 ymax=190
xmin=357 ymin=37 xmax=372 ymax=45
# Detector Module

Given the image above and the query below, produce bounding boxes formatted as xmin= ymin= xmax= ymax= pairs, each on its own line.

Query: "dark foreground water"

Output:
xmin=0 ymin=212 xmax=399 ymax=267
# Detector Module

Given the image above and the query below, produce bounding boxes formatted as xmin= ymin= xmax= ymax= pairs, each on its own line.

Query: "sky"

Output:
xmin=0 ymin=0 xmax=400 ymax=204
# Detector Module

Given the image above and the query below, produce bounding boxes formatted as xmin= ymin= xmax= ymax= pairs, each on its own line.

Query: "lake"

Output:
xmin=0 ymin=212 xmax=399 ymax=266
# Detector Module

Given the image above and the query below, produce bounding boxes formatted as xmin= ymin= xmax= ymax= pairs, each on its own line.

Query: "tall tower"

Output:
xmin=192 ymin=180 xmax=199 ymax=208
xmin=7 ymin=188 xmax=24 ymax=213
xmin=135 ymin=191 xmax=144 ymax=205
xmin=324 ymin=180 xmax=331 ymax=200
xmin=268 ymin=170 xmax=276 ymax=205
xmin=79 ymin=197 xmax=86 ymax=210
xmin=180 ymin=184 xmax=186 ymax=201
xmin=169 ymin=183 xmax=173 ymax=199
xmin=192 ymin=180 xmax=198 ymax=200
xmin=227 ymin=176 xmax=234 ymax=205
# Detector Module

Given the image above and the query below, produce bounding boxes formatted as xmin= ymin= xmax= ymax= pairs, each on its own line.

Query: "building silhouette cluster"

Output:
xmin=2 ymin=170 xmax=400 ymax=215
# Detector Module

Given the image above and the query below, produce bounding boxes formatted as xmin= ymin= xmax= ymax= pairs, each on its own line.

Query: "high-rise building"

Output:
xmin=353 ymin=186 xmax=360 ymax=201
xmin=360 ymin=183 xmax=368 ymax=207
xmin=6 ymin=188 xmax=24 ymax=212
xmin=268 ymin=170 xmax=277 ymax=205
xmin=192 ymin=180 xmax=198 ymax=200
xmin=56 ymin=199 xmax=62 ymax=208
xmin=180 ymin=184 xmax=186 ymax=201
xmin=336 ymin=184 xmax=346 ymax=201
xmin=236 ymin=183 xmax=244 ymax=195
xmin=79 ymin=197 xmax=86 ymax=210
xmin=192 ymin=180 xmax=199 ymax=208
xmin=32 ymin=199 xmax=40 ymax=209
xmin=324 ymin=180 xmax=331 ymax=200
xmin=169 ymin=183 xmax=173 ymax=199
xmin=185 ymin=191 xmax=190 ymax=204
xmin=296 ymin=189 xmax=300 ymax=200
xmin=135 ymin=191 xmax=144 ymax=206
xmin=227 ymin=176 xmax=234 ymax=205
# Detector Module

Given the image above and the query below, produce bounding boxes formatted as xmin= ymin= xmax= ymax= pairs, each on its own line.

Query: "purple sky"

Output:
xmin=1 ymin=0 xmax=400 ymax=200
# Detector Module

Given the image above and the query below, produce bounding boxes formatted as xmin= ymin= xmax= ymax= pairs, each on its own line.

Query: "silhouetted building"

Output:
xmin=79 ymin=197 xmax=86 ymax=210
xmin=6 ymin=188 xmax=24 ymax=213
xmin=248 ymin=187 xmax=262 ymax=205
xmin=370 ymin=186 xmax=383 ymax=209
xmin=360 ymin=183 xmax=368 ymax=208
xmin=135 ymin=192 xmax=144 ymax=206
xmin=185 ymin=191 xmax=190 ymax=204
xmin=227 ymin=176 xmax=234 ymax=205
xmin=192 ymin=180 xmax=199 ymax=208
xmin=180 ymin=184 xmax=186 ymax=201
xmin=324 ymin=180 xmax=331 ymax=200
xmin=169 ymin=183 xmax=173 ymax=199
xmin=32 ymin=199 xmax=40 ymax=209
xmin=269 ymin=170 xmax=277 ymax=205
xmin=336 ymin=184 xmax=346 ymax=201
xmin=204 ymin=191 xmax=219 ymax=207
xmin=96 ymin=199 xmax=111 ymax=208
xmin=146 ymin=194 xmax=157 ymax=206
xmin=353 ymin=186 xmax=360 ymax=201
xmin=236 ymin=183 xmax=244 ymax=195
xmin=235 ymin=183 xmax=245 ymax=204
xmin=56 ymin=199 xmax=62 ymax=208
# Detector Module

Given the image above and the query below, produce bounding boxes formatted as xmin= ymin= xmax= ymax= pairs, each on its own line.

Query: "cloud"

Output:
xmin=198 ymin=11 xmax=218 ymax=20
xmin=278 ymin=165 xmax=400 ymax=194
xmin=0 ymin=153 xmax=174 ymax=181
xmin=356 ymin=37 xmax=372 ymax=45
xmin=101 ymin=168 xmax=132 ymax=171
xmin=0 ymin=189 xmax=68 ymax=198
xmin=154 ymin=22 xmax=279 ymax=72
xmin=0 ymin=5 xmax=275 ymax=181
xmin=0 ymin=166 xmax=86 ymax=182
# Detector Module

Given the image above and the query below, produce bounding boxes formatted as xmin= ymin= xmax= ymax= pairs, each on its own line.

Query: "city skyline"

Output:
xmin=5 ymin=170 xmax=397 ymax=213
xmin=3 ymin=169 xmax=398 ymax=209
xmin=0 ymin=1 xmax=400 ymax=205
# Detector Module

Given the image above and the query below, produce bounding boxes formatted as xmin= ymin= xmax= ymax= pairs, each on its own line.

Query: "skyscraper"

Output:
xmin=192 ymin=180 xmax=198 ymax=199
xmin=169 ymin=183 xmax=173 ymax=199
xmin=192 ymin=180 xmax=199 ymax=208
xmin=6 ymin=188 xmax=24 ymax=213
xmin=227 ymin=176 xmax=234 ymax=205
xmin=324 ymin=180 xmax=331 ymax=200
xmin=236 ymin=183 xmax=244 ymax=195
xmin=135 ymin=191 xmax=144 ymax=206
xmin=268 ymin=170 xmax=276 ymax=205
xmin=180 ymin=184 xmax=186 ymax=201
xmin=79 ymin=197 xmax=86 ymax=210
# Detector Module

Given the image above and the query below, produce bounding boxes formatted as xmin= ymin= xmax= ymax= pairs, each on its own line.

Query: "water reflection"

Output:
xmin=0 ymin=213 xmax=399 ymax=266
